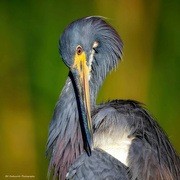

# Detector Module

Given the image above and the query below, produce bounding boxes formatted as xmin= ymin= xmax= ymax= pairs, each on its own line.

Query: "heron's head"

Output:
xmin=59 ymin=17 xmax=123 ymax=155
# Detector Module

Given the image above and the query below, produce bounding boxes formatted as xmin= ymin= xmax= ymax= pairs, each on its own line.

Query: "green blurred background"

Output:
xmin=0 ymin=0 xmax=180 ymax=179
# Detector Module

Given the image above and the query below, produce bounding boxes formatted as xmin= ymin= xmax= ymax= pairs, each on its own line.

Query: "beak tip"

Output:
xmin=85 ymin=142 xmax=92 ymax=156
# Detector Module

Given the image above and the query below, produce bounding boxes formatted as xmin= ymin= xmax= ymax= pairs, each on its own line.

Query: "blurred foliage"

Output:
xmin=148 ymin=0 xmax=180 ymax=153
xmin=0 ymin=0 xmax=179 ymax=179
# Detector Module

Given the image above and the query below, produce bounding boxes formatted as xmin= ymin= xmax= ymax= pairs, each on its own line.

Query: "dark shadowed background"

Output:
xmin=0 ymin=0 xmax=180 ymax=179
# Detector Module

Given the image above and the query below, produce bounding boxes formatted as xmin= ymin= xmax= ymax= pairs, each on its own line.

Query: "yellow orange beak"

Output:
xmin=71 ymin=48 xmax=92 ymax=155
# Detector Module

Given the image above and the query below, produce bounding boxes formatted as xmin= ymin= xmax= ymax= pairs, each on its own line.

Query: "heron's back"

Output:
xmin=67 ymin=148 xmax=128 ymax=180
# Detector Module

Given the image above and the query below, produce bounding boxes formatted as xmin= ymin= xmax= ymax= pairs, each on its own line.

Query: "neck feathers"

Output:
xmin=46 ymin=76 xmax=83 ymax=180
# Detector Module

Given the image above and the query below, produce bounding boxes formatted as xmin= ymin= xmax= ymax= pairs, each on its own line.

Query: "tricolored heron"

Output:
xmin=46 ymin=17 xmax=180 ymax=180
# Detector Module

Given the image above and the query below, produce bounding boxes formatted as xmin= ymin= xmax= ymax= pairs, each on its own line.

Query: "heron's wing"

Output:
xmin=92 ymin=100 xmax=180 ymax=180
xmin=66 ymin=148 xmax=129 ymax=180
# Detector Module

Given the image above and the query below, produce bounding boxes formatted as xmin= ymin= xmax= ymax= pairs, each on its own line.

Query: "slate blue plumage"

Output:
xmin=46 ymin=17 xmax=180 ymax=180
xmin=67 ymin=148 xmax=129 ymax=180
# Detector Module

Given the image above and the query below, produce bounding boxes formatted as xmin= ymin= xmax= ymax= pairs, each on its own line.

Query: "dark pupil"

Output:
xmin=77 ymin=48 xmax=82 ymax=54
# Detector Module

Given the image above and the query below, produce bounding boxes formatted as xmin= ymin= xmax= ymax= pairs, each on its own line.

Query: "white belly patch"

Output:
xmin=93 ymin=130 xmax=134 ymax=167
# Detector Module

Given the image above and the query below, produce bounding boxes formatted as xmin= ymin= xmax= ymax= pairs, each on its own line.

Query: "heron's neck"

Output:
xmin=89 ymin=69 xmax=106 ymax=107
xmin=48 ymin=75 xmax=83 ymax=179
xmin=48 ymin=73 xmax=102 ymax=179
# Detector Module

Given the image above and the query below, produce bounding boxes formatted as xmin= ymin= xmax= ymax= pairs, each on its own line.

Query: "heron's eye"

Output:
xmin=77 ymin=46 xmax=82 ymax=55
